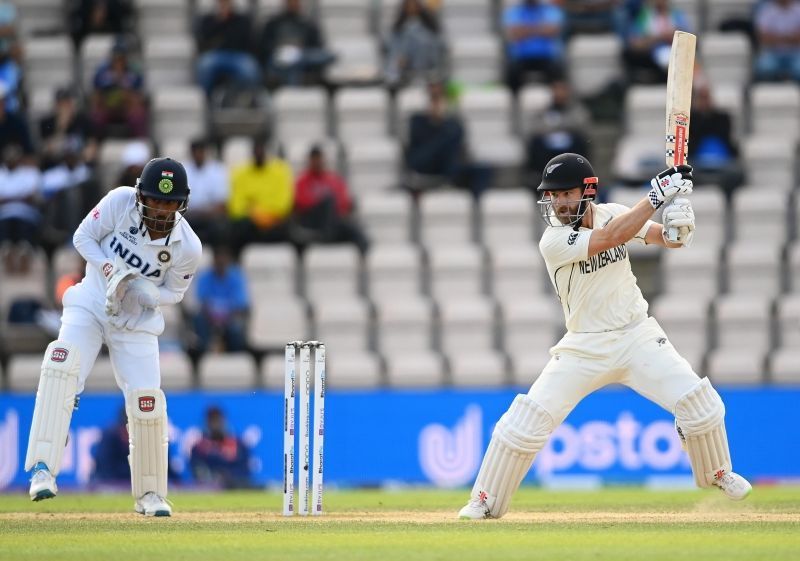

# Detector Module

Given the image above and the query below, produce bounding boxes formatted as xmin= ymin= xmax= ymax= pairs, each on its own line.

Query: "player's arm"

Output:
xmin=157 ymin=235 xmax=203 ymax=305
xmin=589 ymin=165 xmax=694 ymax=256
xmin=644 ymin=223 xmax=683 ymax=248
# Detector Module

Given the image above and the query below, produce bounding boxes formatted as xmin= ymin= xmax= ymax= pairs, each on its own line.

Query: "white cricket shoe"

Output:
xmin=458 ymin=497 xmax=491 ymax=520
xmin=714 ymin=471 xmax=752 ymax=501
xmin=135 ymin=492 xmax=172 ymax=517
xmin=29 ymin=462 xmax=57 ymax=502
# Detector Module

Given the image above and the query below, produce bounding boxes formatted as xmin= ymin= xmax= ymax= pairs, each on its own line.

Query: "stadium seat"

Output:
xmin=725 ymin=241 xmax=782 ymax=295
xmin=488 ymin=244 xmax=548 ymax=298
xmin=14 ymin=0 xmax=65 ymax=37
xmin=509 ymin=348 xmax=552 ymax=388
xmin=384 ymin=349 xmax=446 ymax=388
xmin=344 ymin=137 xmax=401 ymax=195
xmin=325 ymin=350 xmax=383 ymax=388
xmin=303 ymin=245 xmax=362 ymax=299
xmin=312 ymin=296 xmax=371 ymax=352
xmin=460 ymin=89 xmax=514 ymax=139
xmin=159 ymin=351 xmax=195 ymax=390
xmin=79 ymin=34 xmax=115 ymax=89
xmin=624 ymin=85 xmax=666 ymax=137
xmin=775 ymin=293 xmax=800 ymax=348
xmin=198 ymin=353 xmax=259 ymax=389
xmin=732 ymin=188 xmax=787 ymax=242
xmin=82 ymin=356 xmax=119 ymax=391
xmin=273 ymin=87 xmax=330 ymax=142
xmin=566 ymin=34 xmax=623 ymax=98
xmin=706 ymin=347 xmax=765 ymax=385
xmin=706 ymin=0 xmax=757 ymax=32
xmin=789 ymin=240 xmax=800 ymax=293
xmin=7 ymin=354 xmax=44 ymax=392
xmin=650 ymin=293 xmax=711 ymax=373
xmin=449 ymin=34 xmax=502 ymax=85
xmin=447 ymin=349 xmax=508 ymax=387
xmin=394 ymin=86 xmax=428 ymax=140
xmin=517 ymin=84 xmax=552 ymax=137
xmin=741 ymin=137 xmax=797 ymax=193
xmin=143 ymin=36 xmax=195 ymax=87
xmin=441 ymin=0 xmax=494 ymax=36
xmin=427 ymin=244 xmax=486 ymax=299
xmin=684 ymin=186 xmax=727 ymax=249
xmin=97 ymin=139 xmax=153 ymax=190
xmin=221 ymin=136 xmax=252 ymax=168
xmin=480 ymin=188 xmax=537 ymax=247
xmin=23 ymin=36 xmax=74 ymax=93
xmin=769 ymin=347 xmax=800 ymax=384
xmin=151 ymin=87 xmax=207 ymax=145
xmin=419 ymin=190 xmax=475 ymax=246
xmin=437 ymin=296 xmax=497 ymax=354
xmin=241 ymin=243 xmax=298 ymax=298
xmin=711 ymin=83 xmax=746 ymax=139
xmin=319 ymin=0 xmax=372 ymax=41
xmin=713 ymin=294 xmax=773 ymax=351
xmin=374 ymin=296 xmax=435 ymax=354
xmin=326 ymin=37 xmax=381 ymax=85
xmin=160 ymin=305 xmax=185 ymax=350
xmin=366 ymin=243 xmax=423 ymax=299
xmin=751 ymin=82 xmax=800 ymax=142
xmin=334 ymin=87 xmax=391 ymax=141
xmin=0 ymin=249 xmax=49 ymax=317
xmin=138 ymin=0 xmax=191 ymax=37
xmin=612 ymin=134 xmax=662 ymax=184
xmin=660 ymin=245 xmax=721 ymax=297
xmin=699 ymin=32 xmax=751 ymax=88
xmin=247 ymin=296 xmax=310 ymax=352
xmin=358 ymin=190 xmax=413 ymax=244
xmin=497 ymin=294 xmax=562 ymax=356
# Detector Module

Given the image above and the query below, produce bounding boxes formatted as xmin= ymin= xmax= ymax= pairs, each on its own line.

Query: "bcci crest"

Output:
xmin=158 ymin=250 xmax=171 ymax=263
xmin=158 ymin=178 xmax=173 ymax=193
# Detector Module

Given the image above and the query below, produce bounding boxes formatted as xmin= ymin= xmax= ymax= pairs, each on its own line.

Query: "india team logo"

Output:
xmin=158 ymin=178 xmax=173 ymax=193
xmin=138 ymin=396 xmax=155 ymax=412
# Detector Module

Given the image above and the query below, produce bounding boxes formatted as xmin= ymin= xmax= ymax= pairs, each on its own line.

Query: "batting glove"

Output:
xmin=648 ymin=164 xmax=693 ymax=209
xmin=662 ymin=197 xmax=695 ymax=247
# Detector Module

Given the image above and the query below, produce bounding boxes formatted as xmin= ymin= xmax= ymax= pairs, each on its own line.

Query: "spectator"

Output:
xmin=754 ymin=0 xmax=800 ymax=82
xmin=502 ymin=0 xmax=566 ymax=92
xmin=196 ymin=0 xmax=261 ymax=97
xmin=190 ymin=406 xmax=253 ymax=489
xmin=563 ymin=0 xmax=624 ymax=36
xmin=116 ymin=140 xmax=151 ymax=187
xmin=228 ymin=136 xmax=294 ymax=255
xmin=0 ymin=30 xmax=21 ymax=113
xmin=525 ymin=80 xmax=591 ymax=187
xmin=39 ymin=86 xmax=96 ymax=170
xmin=90 ymin=37 xmax=148 ymax=138
xmin=69 ymin=0 xmax=135 ymax=48
xmin=40 ymin=137 xmax=97 ymax=253
xmin=405 ymin=82 xmax=491 ymax=197
xmin=294 ymin=145 xmax=369 ymax=253
xmin=689 ymin=82 xmax=744 ymax=198
xmin=0 ymin=83 xmax=34 ymax=156
xmin=0 ymin=2 xmax=21 ymax=63
xmin=90 ymin=407 xmax=131 ymax=485
xmin=0 ymin=145 xmax=41 ymax=274
xmin=258 ymin=0 xmax=334 ymax=87
xmin=191 ymin=244 xmax=249 ymax=354
xmin=183 ymin=138 xmax=230 ymax=245
xmin=623 ymin=0 xmax=691 ymax=83
xmin=384 ymin=0 xmax=446 ymax=88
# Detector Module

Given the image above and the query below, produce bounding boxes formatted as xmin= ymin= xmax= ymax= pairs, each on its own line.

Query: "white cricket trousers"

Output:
xmin=529 ymin=316 xmax=701 ymax=423
xmin=59 ymin=303 xmax=161 ymax=394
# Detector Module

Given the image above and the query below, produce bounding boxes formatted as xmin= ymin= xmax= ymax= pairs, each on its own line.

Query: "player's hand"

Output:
xmin=648 ymin=164 xmax=693 ymax=209
xmin=662 ymin=197 xmax=695 ymax=247
xmin=104 ymin=256 xmax=138 ymax=316
xmin=109 ymin=308 xmax=157 ymax=331
xmin=121 ymin=279 xmax=160 ymax=312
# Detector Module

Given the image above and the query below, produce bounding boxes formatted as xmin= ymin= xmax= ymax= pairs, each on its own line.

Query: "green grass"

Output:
xmin=1 ymin=487 xmax=799 ymax=561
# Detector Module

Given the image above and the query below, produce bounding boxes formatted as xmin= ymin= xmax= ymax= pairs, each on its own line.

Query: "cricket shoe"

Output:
xmin=29 ymin=462 xmax=57 ymax=501
xmin=135 ymin=492 xmax=172 ymax=517
xmin=458 ymin=497 xmax=491 ymax=520
xmin=714 ymin=471 xmax=752 ymax=501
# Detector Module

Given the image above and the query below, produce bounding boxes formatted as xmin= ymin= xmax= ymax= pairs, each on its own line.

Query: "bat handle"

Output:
xmin=666 ymin=226 xmax=679 ymax=243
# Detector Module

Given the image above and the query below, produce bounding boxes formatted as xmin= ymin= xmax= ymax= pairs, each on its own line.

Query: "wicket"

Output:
xmin=283 ymin=341 xmax=326 ymax=516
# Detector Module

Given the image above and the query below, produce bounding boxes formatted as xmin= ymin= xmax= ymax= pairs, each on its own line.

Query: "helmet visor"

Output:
xmin=537 ymin=190 xmax=593 ymax=228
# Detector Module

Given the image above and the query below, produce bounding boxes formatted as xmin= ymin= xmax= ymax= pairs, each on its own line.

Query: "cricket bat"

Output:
xmin=664 ymin=30 xmax=696 ymax=242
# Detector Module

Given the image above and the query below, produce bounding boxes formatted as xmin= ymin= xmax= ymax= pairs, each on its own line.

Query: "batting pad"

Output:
xmin=674 ymin=378 xmax=732 ymax=488
xmin=25 ymin=341 xmax=80 ymax=474
xmin=126 ymin=388 xmax=169 ymax=499
xmin=471 ymin=394 xmax=554 ymax=518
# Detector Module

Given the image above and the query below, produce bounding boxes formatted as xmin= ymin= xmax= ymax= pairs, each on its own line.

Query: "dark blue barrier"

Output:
xmin=0 ymin=386 xmax=797 ymax=490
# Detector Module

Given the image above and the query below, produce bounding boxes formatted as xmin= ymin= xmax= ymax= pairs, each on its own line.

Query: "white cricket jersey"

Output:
xmin=70 ymin=186 xmax=203 ymax=334
xmin=539 ymin=202 xmax=656 ymax=333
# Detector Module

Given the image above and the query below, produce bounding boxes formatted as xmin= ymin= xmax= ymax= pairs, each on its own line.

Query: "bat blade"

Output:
xmin=664 ymin=30 xmax=696 ymax=242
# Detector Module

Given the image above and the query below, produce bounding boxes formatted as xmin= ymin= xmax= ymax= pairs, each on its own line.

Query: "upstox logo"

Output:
xmin=419 ymin=406 xmax=482 ymax=487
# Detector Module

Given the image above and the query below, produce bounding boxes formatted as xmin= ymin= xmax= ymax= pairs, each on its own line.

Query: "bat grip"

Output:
xmin=666 ymin=226 xmax=679 ymax=243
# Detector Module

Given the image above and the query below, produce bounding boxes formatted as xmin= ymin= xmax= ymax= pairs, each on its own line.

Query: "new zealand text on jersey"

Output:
xmin=578 ymin=244 xmax=627 ymax=274
xmin=109 ymin=235 xmax=162 ymax=278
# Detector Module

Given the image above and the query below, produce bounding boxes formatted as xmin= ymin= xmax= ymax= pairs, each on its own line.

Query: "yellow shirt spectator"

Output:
xmin=228 ymin=157 xmax=294 ymax=229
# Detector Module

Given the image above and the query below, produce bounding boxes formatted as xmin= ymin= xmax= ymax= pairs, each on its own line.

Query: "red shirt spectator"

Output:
xmin=295 ymin=153 xmax=353 ymax=217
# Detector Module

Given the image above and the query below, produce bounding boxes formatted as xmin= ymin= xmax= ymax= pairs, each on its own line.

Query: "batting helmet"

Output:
xmin=537 ymin=153 xmax=598 ymax=228
xmin=135 ymin=157 xmax=190 ymax=234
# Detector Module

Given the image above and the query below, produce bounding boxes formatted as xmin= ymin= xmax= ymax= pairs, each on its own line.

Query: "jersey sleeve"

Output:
xmin=539 ymin=227 xmax=591 ymax=269
xmin=158 ymin=233 xmax=203 ymax=305
xmin=73 ymin=187 xmax=131 ymax=271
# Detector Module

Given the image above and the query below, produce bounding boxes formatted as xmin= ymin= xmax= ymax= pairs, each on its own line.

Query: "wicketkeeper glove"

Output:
xmin=104 ymin=256 xmax=138 ymax=317
xmin=648 ymin=164 xmax=693 ymax=209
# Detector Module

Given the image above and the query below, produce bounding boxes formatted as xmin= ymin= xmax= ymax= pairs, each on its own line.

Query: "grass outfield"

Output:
xmin=1 ymin=487 xmax=799 ymax=561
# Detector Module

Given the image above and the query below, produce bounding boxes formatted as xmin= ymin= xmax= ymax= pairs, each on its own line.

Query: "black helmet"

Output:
xmin=135 ymin=157 xmax=190 ymax=234
xmin=537 ymin=153 xmax=598 ymax=228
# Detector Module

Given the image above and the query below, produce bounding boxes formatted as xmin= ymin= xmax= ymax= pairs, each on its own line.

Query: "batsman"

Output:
xmin=25 ymin=158 xmax=202 ymax=516
xmin=459 ymin=153 xmax=751 ymax=519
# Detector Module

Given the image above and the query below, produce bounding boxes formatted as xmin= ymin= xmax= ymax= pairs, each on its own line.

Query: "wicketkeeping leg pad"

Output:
xmin=674 ymin=377 xmax=732 ymax=488
xmin=471 ymin=394 xmax=554 ymax=518
xmin=126 ymin=388 xmax=169 ymax=499
xmin=25 ymin=341 xmax=80 ymax=474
